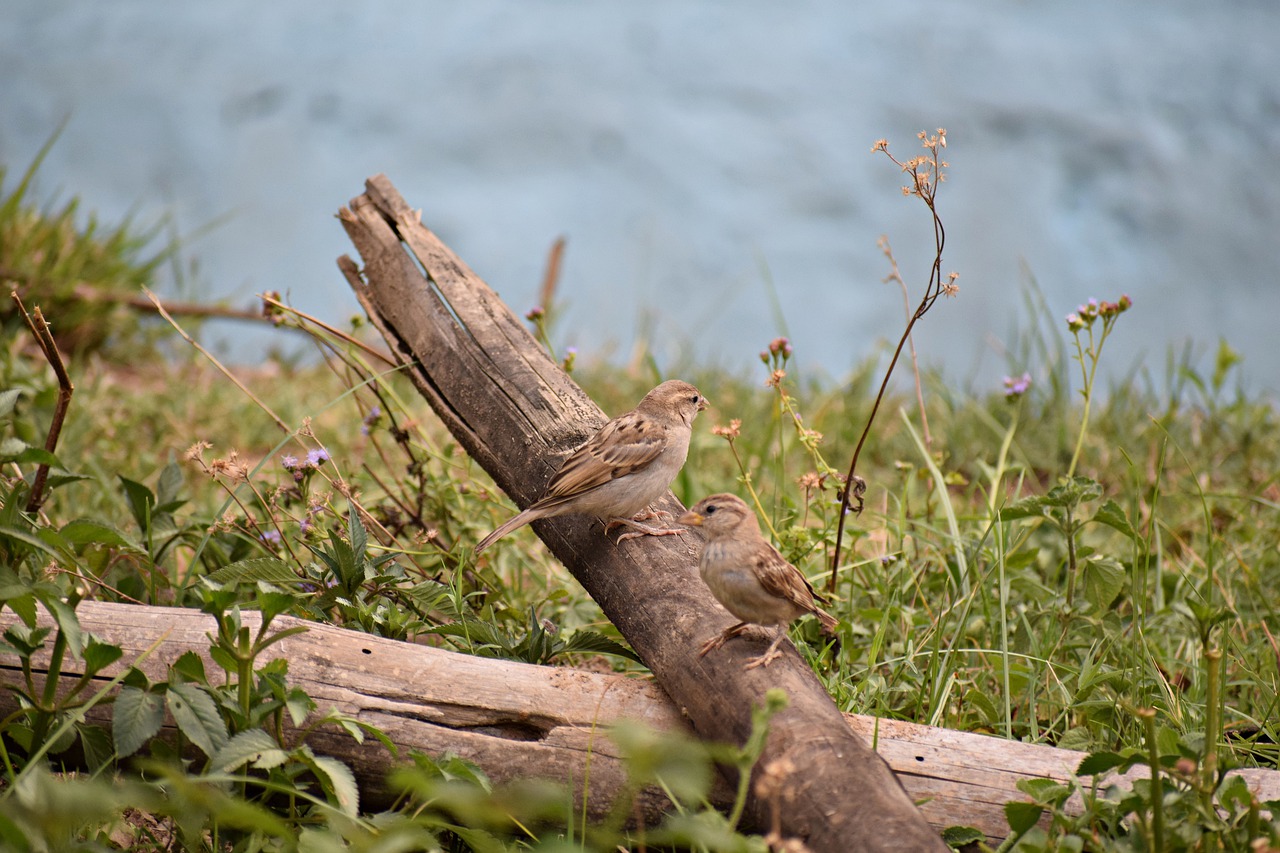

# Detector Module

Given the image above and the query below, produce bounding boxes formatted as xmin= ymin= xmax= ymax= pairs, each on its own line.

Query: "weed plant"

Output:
xmin=2 ymin=134 xmax=1279 ymax=850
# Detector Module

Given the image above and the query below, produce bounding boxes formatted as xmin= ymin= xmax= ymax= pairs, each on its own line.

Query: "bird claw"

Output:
xmin=743 ymin=648 xmax=785 ymax=670
xmin=607 ymin=515 xmax=685 ymax=542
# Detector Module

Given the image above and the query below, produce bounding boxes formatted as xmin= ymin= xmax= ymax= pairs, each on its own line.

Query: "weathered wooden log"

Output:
xmin=0 ymin=601 xmax=699 ymax=825
xmin=335 ymin=174 xmax=947 ymax=851
xmin=4 ymin=601 xmax=1277 ymax=846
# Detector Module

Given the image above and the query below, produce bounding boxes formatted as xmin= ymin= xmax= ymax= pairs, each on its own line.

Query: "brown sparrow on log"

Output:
xmin=680 ymin=493 xmax=837 ymax=669
xmin=476 ymin=380 xmax=708 ymax=553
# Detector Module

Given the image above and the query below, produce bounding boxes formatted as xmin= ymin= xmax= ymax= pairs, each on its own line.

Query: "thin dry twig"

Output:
xmin=143 ymin=287 xmax=291 ymax=433
xmin=259 ymin=291 xmax=396 ymax=368
xmin=71 ymin=284 xmax=275 ymax=324
xmin=828 ymin=130 xmax=958 ymax=593
xmin=880 ymin=235 xmax=932 ymax=450
xmin=10 ymin=291 xmax=75 ymax=513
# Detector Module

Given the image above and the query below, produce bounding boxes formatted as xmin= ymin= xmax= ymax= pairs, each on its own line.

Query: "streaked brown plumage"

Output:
xmin=680 ymin=493 xmax=838 ymax=669
xmin=475 ymin=380 xmax=708 ymax=553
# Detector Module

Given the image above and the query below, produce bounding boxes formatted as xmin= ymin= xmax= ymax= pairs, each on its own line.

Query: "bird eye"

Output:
xmin=689 ymin=395 xmax=701 ymax=405
xmin=705 ymin=504 xmax=717 ymax=515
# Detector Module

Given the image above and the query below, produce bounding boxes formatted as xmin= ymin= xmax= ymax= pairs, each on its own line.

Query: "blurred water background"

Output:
xmin=3 ymin=1 xmax=1277 ymax=395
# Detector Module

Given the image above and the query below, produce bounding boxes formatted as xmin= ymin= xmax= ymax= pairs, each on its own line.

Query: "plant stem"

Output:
xmin=1202 ymin=647 xmax=1222 ymax=809
xmin=1140 ymin=707 xmax=1164 ymax=852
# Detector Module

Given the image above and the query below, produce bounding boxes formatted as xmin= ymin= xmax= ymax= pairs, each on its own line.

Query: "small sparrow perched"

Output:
xmin=680 ymin=493 xmax=838 ymax=669
xmin=475 ymin=380 xmax=708 ymax=553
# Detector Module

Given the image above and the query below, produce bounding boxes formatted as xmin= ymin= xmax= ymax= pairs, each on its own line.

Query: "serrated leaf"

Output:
xmin=3 ymin=445 xmax=61 ymax=467
xmin=114 ymin=686 xmax=164 ymax=757
xmin=1092 ymin=500 xmax=1138 ymax=542
xmin=1082 ymin=558 xmax=1126 ymax=612
xmin=82 ymin=638 xmax=124 ymax=676
xmin=171 ymin=650 xmax=208 ymax=684
xmin=559 ymin=630 xmax=642 ymax=663
xmin=156 ymin=460 xmax=184 ymax=507
xmin=76 ymin=722 xmax=115 ymax=771
xmin=963 ymin=687 xmax=999 ymax=726
xmin=205 ymin=558 xmax=301 ymax=586
xmin=58 ymin=519 xmax=134 ymax=550
xmin=1004 ymin=801 xmax=1044 ymax=835
xmin=999 ymin=497 xmax=1049 ymax=521
xmin=346 ymin=504 xmax=367 ymax=566
xmin=1075 ymin=750 xmax=1131 ymax=776
xmin=43 ymin=470 xmax=90 ymax=489
xmin=0 ymin=388 xmax=22 ymax=418
xmin=285 ymin=688 xmax=315 ymax=728
xmin=166 ymin=681 xmax=229 ymax=758
xmin=3 ymin=592 xmax=37 ymax=627
xmin=211 ymin=729 xmax=286 ymax=773
xmin=39 ymin=594 xmax=84 ymax=658
xmin=307 ymin=754 xmax=360 ymax=816
xmin=118 ymin=475 xmax=156 ymax=531
xmin=1016 ymin=777 xmax=1070 ymax=803
xmin=255 ymin=590 xmax=298 ymax=624
xmin=941 ymin=825 xmax=985 ymax=847
xmin=0 ymin=437 xmax=30 ymax=460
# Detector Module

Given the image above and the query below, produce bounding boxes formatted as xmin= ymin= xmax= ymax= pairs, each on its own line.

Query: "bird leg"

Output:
xmin=607 ymin=510 xmax=685 ymax=542
xmin=698 ymin=622 xmax=752 ymax=657
xmin=743 ymin=628 xmax=789 ymax=670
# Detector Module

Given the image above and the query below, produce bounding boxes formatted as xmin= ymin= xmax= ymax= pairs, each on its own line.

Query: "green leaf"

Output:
xmin=941 ymin=825 xmax=985 ymax=848
xmin=0 ymin=443 xmax=60 ymax=467
xmin=113 ymin=686 xmax=164 ymax=758
xmin=171 ymin=650 xmax=208 ymax=684
xmin=1075 ymin=750 xmax=1132 ymax=776
xmin=38 ymin=594 xmax=84 ymax=658
xmin=254 ymin=589 xmax=298 ymax=625
xmin=82 ymin=638 xmax=124 ymax=676
xmin=558 ymin=630 xmax=642 ymax=664
xmin=204 ymin=558 xmax=300 ymax=586
xmin=76 ymin=722 xmax=116 ymax=771
xmin=1082 ymin=558 xmax=1126 ymax=611
xmin=963 ymin=687 xmax=999 ymax=727
xmin=0 ymin=388 xmax=22 ymax=418
xmin=58 ymin=519 xmax=134 ymax=550
xmin=156 ymin=460 xmax=185 ymax=509
xmin=999 ymin=496 xmax=1049 ymax=521
xmin=307 ymin=753 xmax=361 ymax=817
xmin=1091 ymin=500 xmax=1139 ymax=542
xmin=1004 ymin=801 xmax=1044 ymax=835
xmin=285 ymin=688 xmax=315 ymax=728
xmin=3 ymin=592 xmax=38 ymax=627
xmin=346 ymin=503 xmax=367 ymax=567
xmin=118 ymin=475 xmax=156 ymax=531
xmin=1016 ymin=777 xmax=1070 ymax=804
xmin=166 ymin=681 xmax=229 ymax=759
xmin=211 ymin=729 xmax=287 ymax=773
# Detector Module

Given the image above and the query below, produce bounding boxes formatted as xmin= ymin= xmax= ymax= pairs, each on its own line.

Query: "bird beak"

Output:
xmin=697 ymin=397 xmax=709 ymax=412
xmin=678 ymin=510 xmax=703 ymax=527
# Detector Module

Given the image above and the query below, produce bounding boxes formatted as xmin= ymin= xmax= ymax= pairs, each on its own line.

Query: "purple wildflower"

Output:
xmin=1003 ymin=372 xmax=1032 ymax=400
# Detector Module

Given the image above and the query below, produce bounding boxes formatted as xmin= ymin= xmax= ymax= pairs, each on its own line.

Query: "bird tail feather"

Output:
xmin=475 ymin=507 xmax=541 ymax=553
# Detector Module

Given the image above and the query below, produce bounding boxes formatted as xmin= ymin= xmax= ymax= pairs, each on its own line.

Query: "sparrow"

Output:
xmin=680 ymin=493 xmax=838 ymax=669
xmin=475 ymin=380 xmax=708 ymax=553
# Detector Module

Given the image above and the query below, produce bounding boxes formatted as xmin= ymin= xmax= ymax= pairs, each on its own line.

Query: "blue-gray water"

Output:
xmin=4 ymin=1 xmax=1278 ymax=396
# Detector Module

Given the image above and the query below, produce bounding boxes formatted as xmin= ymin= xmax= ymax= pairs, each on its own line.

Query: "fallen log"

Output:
xmin=336 ymin=174 xmax=946 ymax=851
xmin=4 ymin=601 xmax=1276 ymax=847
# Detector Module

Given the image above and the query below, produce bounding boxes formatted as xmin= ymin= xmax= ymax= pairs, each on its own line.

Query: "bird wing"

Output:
xmin=753 ymin=545 xmax=826 ymax=612
xmin=541 ymin=411 xmax=667 ymax=501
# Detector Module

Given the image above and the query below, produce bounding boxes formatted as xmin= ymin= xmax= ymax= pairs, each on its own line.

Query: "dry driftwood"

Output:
xmin=335 ymin=174 xmax=947 ymax=851
xmin=0 ymin=601 xmax=701 ymax=825
xmin=4 ymin=601 xmax=1276 ymax=846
